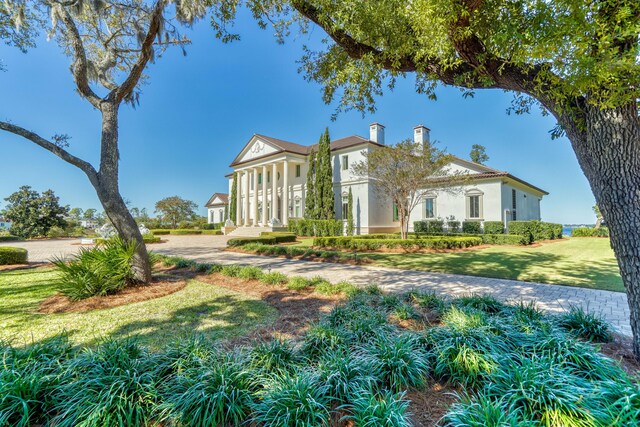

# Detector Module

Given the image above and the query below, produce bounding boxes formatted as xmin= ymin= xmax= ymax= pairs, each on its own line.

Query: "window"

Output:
xmin=512 ymin=189 xmax=517 ymax=209
xmin=342 ymin=155 xmax=349 ymax=171
xmin=294 ymin=197 xmax=301 ymax=217
xmin=342 ymin=192 xmax=349 ymax=219
xmin=469 ymin=195 xmax=480 ymax=218
xmin=219 ymin=210 xmax=223 ymax=222
xmin=512 ymin=210 xmax=517 ymax=221
xmin=209 ymin=211 xmax=214 ymax=222
xmin=295 ymin=165 xmax=301 ymax=177
xmin=393 ymin=202 xmax=399 ymax=222
xmin=425 ymin=197 xmax=435 ymax=219
xmin=258 ymin=173 xmax=262 ymax=185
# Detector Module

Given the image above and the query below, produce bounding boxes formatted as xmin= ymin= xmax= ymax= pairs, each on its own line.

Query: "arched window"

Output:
xmin=466 ymin=189 xmax=484 ymax=219
xmin=294 ymin=196 xmax=301 ymax=218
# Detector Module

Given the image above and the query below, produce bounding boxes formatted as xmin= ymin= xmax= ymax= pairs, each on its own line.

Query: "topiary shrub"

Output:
xmin=170 ymin=229 xmax=203 ymax=235
xmin=0 ymin=234 xmax=23 ymax=242
xmin=260 ymin=232 xmax=297 ymax=243
xmin=483 ymin=221 xmax=504 ymax=234
xmin=0 ymin=247 xmax=28 ymax=265
xmin=201 ymin=229 xmax=222 ymax=235
xmin=462 ymin=221 xmax=482 ymax=234
xmin=149 ymin=229 xmax=171 ymax=235
xmin=480 ymin=234 xmax=529 ymax=245
xmin=288 ymin=219 xmax=343 ymax=237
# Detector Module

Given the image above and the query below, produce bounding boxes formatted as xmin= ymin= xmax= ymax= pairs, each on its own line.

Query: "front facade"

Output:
xmin=204 ymin=193 xmax=229 ymax=224
xmin=225 ymin=123 xmax=547 ymax=235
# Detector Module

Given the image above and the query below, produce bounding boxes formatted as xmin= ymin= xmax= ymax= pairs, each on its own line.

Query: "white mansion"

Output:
xmin=209 ymin=123 xmax=548 ymax=235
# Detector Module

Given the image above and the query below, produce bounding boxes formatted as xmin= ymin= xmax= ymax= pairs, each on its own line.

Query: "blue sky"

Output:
xmin=1 ymin=9 xmax=596 ymax=224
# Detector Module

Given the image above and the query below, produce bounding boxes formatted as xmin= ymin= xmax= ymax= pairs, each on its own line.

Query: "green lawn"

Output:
xmin=0 ymin=268 xmax=277 ymax=349
xmin=294 ymin=237 xmax=622 ymax=292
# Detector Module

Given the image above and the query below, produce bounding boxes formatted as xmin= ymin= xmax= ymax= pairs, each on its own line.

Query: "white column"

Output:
xmin=283 ymin=160 xmax=289 ymax=226
xmin=243 ymin=171 xmax=249 ymax=226
xmin=261 ymin=165 xmax=268 ymax=225
xmin=252 ymin=168 xmax=259 ymax=226
xmin=235 ymin=172 xmax=242 ymax=226
xmin=271 ymin=163 xmax=277 ymax=223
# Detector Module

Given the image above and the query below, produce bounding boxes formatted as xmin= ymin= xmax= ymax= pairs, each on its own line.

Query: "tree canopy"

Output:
xmin=155 ymin=196 xmax=198 ymax=228
xmin=469 ymin=144 xmax=489 ymax=164
xmin=3 ymin=186 xmax=68 ymax=238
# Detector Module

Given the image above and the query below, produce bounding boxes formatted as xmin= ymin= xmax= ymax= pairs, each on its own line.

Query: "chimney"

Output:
xmin=369 ymin=122 xmax=385 ymax=144
xmin=413 ymin=125 xmax=430 ymax=146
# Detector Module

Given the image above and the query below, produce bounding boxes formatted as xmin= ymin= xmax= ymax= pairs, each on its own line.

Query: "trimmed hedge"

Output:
xmin=0 ymin=247 xmax=28 ymax=265
xmin=314 ymin=236 xmax=482 ymax=251
xmin=201 ymin=230 xmax=222 ymax=235
xmin=414 ymin=220 xmax=444 ymax=234
xmin=480 ymin=234 xmax=528 ymax=245
xmin=483 ymin=221 xmax=504 ymax=235
xmin=228 ymin=236 xmax=277 ymax=247
xmin=0 ymin=235 xmax=22 ymax=242
xmin=572 ymin=227 xmax=609 ymax=237
xmin=462 ymin=221 xmax=482 ymax=234
xmin=149 ymin=229 xmax=206 ymax=235
xmin=288 ymin=219 xmax=343 ymax=237
xmin=260 ymin=232 xmax=297 ymax=243
xmin=508 ymin=220 xmax=563 ymax=243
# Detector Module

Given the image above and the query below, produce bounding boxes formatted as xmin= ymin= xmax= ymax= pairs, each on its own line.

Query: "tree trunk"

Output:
xmin=94 ymin=101 xmax=152 ymax=283
xmin=565 ymin=102 xmax=640 ymax=358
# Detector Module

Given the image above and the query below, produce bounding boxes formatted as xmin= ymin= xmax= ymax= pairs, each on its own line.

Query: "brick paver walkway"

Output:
xmin=1 ymin=235 xmax=630 ymax=336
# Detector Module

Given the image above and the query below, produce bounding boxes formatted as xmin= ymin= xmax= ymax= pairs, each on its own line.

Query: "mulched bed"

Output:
xmin=38 ymin=269 xmax=192 ymax=314
xmin=600 ymin=334 xmax=640 ymax=375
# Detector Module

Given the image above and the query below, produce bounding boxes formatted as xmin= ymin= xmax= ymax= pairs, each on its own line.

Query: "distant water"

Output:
xmin=562 ymin=226 xmax=575 ymax=236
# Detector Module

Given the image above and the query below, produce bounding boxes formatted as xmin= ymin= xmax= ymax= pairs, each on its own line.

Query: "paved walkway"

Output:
xmin=1 ymin=235 xmax=631 ymax=336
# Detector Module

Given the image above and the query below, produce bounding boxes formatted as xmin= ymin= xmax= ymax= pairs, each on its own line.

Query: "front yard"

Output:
xmin=0 ymin=268 xmax=277 ymax=349
xmin=294 ymin=237 xmax=622 ymax=292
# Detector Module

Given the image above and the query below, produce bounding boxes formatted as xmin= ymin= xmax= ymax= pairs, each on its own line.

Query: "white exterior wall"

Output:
xmin=208 ymin=207 xmax=226 ymax=223
xmin=501 ymin=183 xmax=542 ymax=222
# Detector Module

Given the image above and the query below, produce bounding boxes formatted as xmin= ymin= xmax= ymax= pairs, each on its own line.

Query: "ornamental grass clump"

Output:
xmin=315 ymin=351 xmax=376 ymax=403
xmin=287 ymin=276 xmax=314 ymax=290
xmin=220 ymin=264 xmax=243 ymax=277
xmin=249 ymin=339 xmax=299 ymax=374
xmin=444 ymin=393 xmax=535 ymax=426
xmin=406 ymin=290 xmax=446 ymax=311
xmin=301 ymin=323 xmax=348 ymax=358
xmin=53 ymin=237 xmax=139 ymax=300
xmin=315 ymin=280 xmax=357 ymax=296
xmin=51 ymin=339 xmax=159 ymax=427
xmin=556 ymin=306 xmax=612 ymax=342
xmin=453 ymin=294 xmax=506 ymax=314
xmin=251 ymin=371 xmax=330 ymax=427
xmin=0 ymin=337 xmax=72 ymax=427
xmin=237 ymin=265 xmax=264 ymax=280
xmin=260 ymin=271 xmax=288 ymax=285
xmin=158 ymin=354 xmax=256 ymax=427
xmin=153 ymin=335 xmax=218 ymax=376
xmin=343 ymin=389 xmax=412 ymax=427
xmin=357 ymin=332 xmax=430 ymax=392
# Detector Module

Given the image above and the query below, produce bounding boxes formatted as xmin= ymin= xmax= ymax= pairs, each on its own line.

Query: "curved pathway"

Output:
xmin=1 ymin=235 xmax=630 ymax=336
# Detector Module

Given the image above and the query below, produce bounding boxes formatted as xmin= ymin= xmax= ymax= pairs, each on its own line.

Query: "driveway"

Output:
xmin=1 ymin=235 xmax=631 ymax=336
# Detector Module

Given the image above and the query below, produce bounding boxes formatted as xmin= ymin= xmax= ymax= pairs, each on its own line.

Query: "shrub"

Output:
xmin=227 ymin=236 xmax=277 ymax=247
xmin=158 ymin=355 xmax=255 ymax=427
xmin=414 ymin=219 xmax=444 ymax=234
xmin=571 ymin=227 xmax=609 ymax=237
xmin=357 ymin=332 xmax=430 ymax=392
xmin=200 ymin=222 xmax=223 ymax=230
xmin=142 ymin=233 xmax=161 ymax=243
xmin=51 ymin=340 xmax=158 ymax=427
xmin=53 ymin=238 xmax=138 ymax=300
xmin=483 ymin=221 xmax=504 ymax=234
xmin=508 ymin=221 xmax=564 ymax=243
xmin=288 ymin=218 xmax=343 ymax=237
xmin=260 ymin=231 xmax=297 ymax=243
xmin=0 ymin=234 xmax=22 ymax=242
xmin=250 ymin=372 xmax=330 ymax=427
xmin=170 ymin=229 xmax=203 ymax=235
xmin=201 ymin=229 xmax=222 ymax=235
xmin=481 ymin=234 xmax=529 ymax=245
xmin=150 ymin=229 xmax=171 ymax=235
xmin=555 ymin=306 xmax=612 ymax=342
xmin=314 ymin=236 xmax=482 ymax=251
xmin=0 ymin=247 xmax=28 ymax=265
xmin=462 ymin=221 xmax=482 ymax=234
xmin=301 ymin=324 xmax=348 ymax=358
xmin=345 ymin=389 xmax=412 ymax=427
xmin=260 ymin=271 xmax=288 ymax=285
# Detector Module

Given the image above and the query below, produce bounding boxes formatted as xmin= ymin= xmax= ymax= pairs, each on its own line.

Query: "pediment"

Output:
xmin=237 ymin=137 xmax=280 ymax=163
